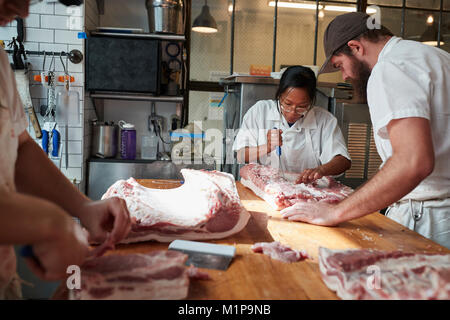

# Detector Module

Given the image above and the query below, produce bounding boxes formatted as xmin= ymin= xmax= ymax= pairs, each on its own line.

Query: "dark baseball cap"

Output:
xmin=59 ymin=0 xmax=83 ymax=5
xmin=319 ymin=12 xmax=371 ymax=75
xmin=30 ymin=0 xmax=83 ymax=5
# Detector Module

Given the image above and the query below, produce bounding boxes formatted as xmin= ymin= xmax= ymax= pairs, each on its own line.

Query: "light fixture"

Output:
xmin=192 ymin=0 xmax=218 ymax=34
xmin=420 ymin=24 xmax=444 ymax=46
xmin=324 ymin=5 xmax=356 ymax=12
xmin=426 ymin=15 xmax=434 ymax=25
xmin=268 ymin=1 xmax=376 ymax=14
xmin=318 ymin=9 xmax=324 ymax=19
xmin=268 ymin=1 xmax=322 ymax=10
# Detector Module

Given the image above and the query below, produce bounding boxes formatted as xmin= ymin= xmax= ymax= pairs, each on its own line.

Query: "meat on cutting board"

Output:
xmin=240 ymin=164 xmax=353 ymax=210
xmin=251 ymin=241 xmax=310 ymax=263
xmin=102 ymin=169 xmax=250 ymax=243
xmin=319 ymin=247 xmax=450 ymax=300
xmin=70 ymin=251 xmax=190 ymax=300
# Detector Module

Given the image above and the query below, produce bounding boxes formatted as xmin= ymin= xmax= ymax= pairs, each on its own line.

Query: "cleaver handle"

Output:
xmin=27 ymin=106 xmax=42 ymax=139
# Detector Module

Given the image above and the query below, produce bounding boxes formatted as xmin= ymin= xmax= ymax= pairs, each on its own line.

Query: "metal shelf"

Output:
xmin=90 ymin=31 xmax=186 ymax=42
xmin=90 ymin=91 xmax=184 ymax=103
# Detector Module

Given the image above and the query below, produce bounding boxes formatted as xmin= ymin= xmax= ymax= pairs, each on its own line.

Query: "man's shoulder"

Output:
xmin=379 ymin=38 xmax=449 ymax=69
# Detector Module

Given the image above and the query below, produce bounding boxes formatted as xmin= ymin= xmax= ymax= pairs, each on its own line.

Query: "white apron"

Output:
xmin=0 ymin=102 xmax=23 ymax=300
xmin=0 ymin=45 xmax=28 ymax=299
xmin=270 ymin=105 xmax=321 ymax=173
xmin=386 ymin=198 xmax=450 ymax=249
xmin=280 ymin=128 xmax=320 ymax=172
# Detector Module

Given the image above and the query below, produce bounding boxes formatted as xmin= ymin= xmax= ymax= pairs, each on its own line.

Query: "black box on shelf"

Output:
xmin=86 ymin=35 xmax=161 ymax=94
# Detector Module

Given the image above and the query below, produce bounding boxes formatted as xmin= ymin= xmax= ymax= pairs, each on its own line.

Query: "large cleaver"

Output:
xmin=15 ymin=70 xmax=42 ymax=139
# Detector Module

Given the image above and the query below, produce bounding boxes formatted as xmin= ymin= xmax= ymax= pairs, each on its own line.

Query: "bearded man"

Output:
xmin=281 ymin=12 xmax=450 ymax=249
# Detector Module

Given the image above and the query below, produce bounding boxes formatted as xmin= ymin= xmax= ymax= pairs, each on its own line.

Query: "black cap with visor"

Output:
xmin=319 ymin=12 xmax=371 ymax=75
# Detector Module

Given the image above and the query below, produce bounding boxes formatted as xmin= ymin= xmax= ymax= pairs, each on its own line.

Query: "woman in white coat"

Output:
xmin=233 ymin=66 xmax=351 ymax=183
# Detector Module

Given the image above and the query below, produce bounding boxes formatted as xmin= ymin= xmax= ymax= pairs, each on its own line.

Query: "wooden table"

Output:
xmin=101 ymin=179 xmax=449 ymax=300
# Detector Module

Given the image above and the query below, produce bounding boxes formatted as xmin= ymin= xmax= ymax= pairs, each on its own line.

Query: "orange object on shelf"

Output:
xmin=58 ymin=75 xmax=75 ymax=83
xmin=33 ymin=74 xmax=48 ymax=82
xmin=249 ymin=65 xmax=272 ymax=76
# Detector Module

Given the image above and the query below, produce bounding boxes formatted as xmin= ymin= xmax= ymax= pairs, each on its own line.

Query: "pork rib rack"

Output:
xmin=102 ymin=169 xmax=250 ymax=243
xmin=319 ymin=247 xmax=450 ymax=300
xmin=70 ymin=251 xmax=190 ymax=300
xmin=240 ymin=164 xmax=353 ymax=210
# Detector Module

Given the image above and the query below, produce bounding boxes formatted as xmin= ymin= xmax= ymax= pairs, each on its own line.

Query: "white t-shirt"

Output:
xmin=232 ymin=100 xmax=350 ymax=173
xmin=0 ymin=47 xmax=28 ymax=300
xmin=367 ymin=36 xmax=450 ymax=201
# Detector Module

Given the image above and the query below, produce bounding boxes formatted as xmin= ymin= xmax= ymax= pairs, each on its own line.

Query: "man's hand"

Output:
xmin=25 ymin=217 xmax=89 ymax=281
xmin=267 ymin=129 xmax=283 ymax=153
xmin=296 ymin=167 xmax=324 ymax=184
xmin=77 ymin=198 xmax=132 ymax=245
xmin=280 ymin=202 xmax=342 ymax=226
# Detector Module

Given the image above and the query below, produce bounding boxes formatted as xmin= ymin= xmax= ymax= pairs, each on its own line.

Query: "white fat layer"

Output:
xmin=241 ymin=178 xmax=280 ymax=210
xmin=103 ymin=170 xmax=230 ymax=227
xmin=319 ymin=247 xmax=450 ymax=300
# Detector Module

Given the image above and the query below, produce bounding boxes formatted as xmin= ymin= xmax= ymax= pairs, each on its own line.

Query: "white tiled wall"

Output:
xmin=0 ymin=1 xmax=85 ymax=191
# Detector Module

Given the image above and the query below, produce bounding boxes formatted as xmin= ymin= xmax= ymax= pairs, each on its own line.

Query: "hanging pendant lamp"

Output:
xmin=192 ymin=0 xmax=218 ymax=33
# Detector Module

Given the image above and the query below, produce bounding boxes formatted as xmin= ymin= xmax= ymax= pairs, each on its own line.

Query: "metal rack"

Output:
xmin=90 ymin=31 xmax=186 ymax=42
xmin=90 ymin=91 xmax=184 ymax=102
xmin=4 ymin=48 xmax=84 ymax=64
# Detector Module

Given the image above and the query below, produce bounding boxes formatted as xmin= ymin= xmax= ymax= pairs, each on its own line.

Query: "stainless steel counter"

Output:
xmin=87 ymin=159 xmax=215 ymax=200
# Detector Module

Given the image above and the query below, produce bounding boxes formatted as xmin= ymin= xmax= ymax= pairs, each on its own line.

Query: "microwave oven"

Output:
xmin=86 ymin=35 xmax=161 ymax=94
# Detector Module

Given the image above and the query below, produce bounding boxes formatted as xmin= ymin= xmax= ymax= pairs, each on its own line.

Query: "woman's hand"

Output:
xmin=296 ymin=167 xmax=324 ymax=184
xmin=266 ymin=129 xmax=283 ymax=153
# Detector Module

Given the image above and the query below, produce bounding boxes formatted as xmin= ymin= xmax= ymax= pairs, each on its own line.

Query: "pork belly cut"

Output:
xmin=240 ymin=164 xmax=353 ymax=210
xmin=102 ymin=169 xmax=250 ymax=243
xmin=319 ymin=247 xmax=450 ymax=300
xmin=70 ymin=251 xmax=190 ymax=300
xmin=251 ymin=241 xmax=310 ymax=263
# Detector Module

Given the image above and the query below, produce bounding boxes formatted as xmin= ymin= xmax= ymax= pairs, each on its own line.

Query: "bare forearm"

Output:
xmin=319 ymin=155 xmax=351 ymax=176
xmin=335 ymin=156 xmax=426 ymax=221
xmin=14 ymin=132 xmax=90 ymax=218
xmin=237 ymin=145 xmax=271 ymax=163
xmin=0 ymin=192 xmax=70 ymax=245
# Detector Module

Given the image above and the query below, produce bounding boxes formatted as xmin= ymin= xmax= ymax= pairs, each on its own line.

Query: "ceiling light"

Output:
xmin=192 ymin=0 xmax=218 ymax=34
xmin=324 ymin=5 xmax=356 ymax=12
xmin=318 ymin=9 xmax=324 ymax=19
xmin=426 ymin=15 xmax=434 ymax=25
xmin=268 ymin=1 xmax=323 ymax=10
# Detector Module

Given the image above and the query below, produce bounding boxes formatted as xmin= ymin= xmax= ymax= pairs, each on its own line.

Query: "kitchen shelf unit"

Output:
xmin=90 ymin=31 xmax=186 ymax=42
xmin=89 ymin=92 xmax=184 ymax=103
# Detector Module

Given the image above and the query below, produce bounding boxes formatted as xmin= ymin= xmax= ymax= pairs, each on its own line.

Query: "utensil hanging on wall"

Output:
xmin=56 ymin=53 xmax=80 ymax=169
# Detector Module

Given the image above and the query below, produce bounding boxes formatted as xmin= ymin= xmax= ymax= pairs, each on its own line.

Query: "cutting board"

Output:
xmin=95 ymin=179 xmax=448 ymax=300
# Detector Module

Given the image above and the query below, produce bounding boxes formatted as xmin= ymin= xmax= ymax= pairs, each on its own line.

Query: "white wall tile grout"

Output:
xmin=0 ymin=2 xmax=87 ymax=188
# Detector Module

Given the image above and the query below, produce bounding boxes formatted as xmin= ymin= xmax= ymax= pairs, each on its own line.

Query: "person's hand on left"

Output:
xmin=77 ymin=198 xmax=132 ymax=246
xmin=280 ymin=202 xmax=342 ymax=226
xmin=296 ymin=167 xmax=324 ymax=184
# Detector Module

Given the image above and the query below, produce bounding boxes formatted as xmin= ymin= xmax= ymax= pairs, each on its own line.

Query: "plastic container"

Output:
xmin=141 ymin=132 xmax=158 ymax=160
xmin=118 ymin=120 xmax=136 ymax=160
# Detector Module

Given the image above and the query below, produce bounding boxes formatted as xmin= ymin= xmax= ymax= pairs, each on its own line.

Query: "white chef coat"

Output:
xmin=232 ymin=100 xmax=350 ymax=173
xmin=367 ymin=36 xmax=450 ymax=248
xmin=0 ymin=47 xmax=28 ymax=299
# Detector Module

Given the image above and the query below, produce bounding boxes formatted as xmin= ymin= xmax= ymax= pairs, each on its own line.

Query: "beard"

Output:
xmin=348 ymin=56 xmax=372 ymax=102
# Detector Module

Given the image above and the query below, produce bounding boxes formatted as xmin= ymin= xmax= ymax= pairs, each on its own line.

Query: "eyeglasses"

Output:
xmin=279 ymin=98 xmax=311 ymax=115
